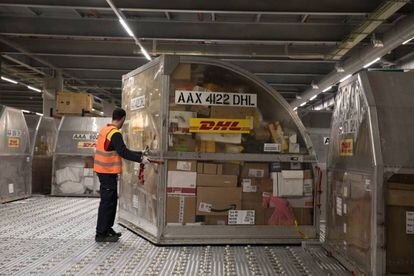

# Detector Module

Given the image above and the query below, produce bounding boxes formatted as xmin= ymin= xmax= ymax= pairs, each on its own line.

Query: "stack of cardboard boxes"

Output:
xmin=166 ymin=160 xmax=314 ymax=226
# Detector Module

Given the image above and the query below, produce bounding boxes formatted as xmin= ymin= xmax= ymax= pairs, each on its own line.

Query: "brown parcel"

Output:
xmin=210 ymin=106 xmax=255 ymax=119
xmin=241 ymin=163 xmax=269 ymax=178
xmin=204 ymin=215 xmax=228 ymax=225
xmin=171 ymin=63 xmax=191 ymax=81
xmin=222 ymin=163 xmax=241 ymax=175
xmin=386 ymin=183 xmax=414 ymax=274
xmin=197 ymin=163 xmax=221 ymax=175
xmin=242 ymin=192 xmax=266 ymax=225
xmin=292 ymin=208 xmax=313 ymax=225
xmin=168 ymin=160 xmax=197 ymax=172
xmin=166 ymin=195 xmax=196 ymax=224
xmin=242 ymin=178 xmax=273 ymax=193
xmin=196 ymin=187 xmax=242 ymax=216
xmin=170 ymin=135 xmax=196 ymax=152
xmin=197 ymin=174 xmax=238 ymax=187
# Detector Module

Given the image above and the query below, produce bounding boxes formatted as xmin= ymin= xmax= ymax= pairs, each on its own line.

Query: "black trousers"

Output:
xmin=96 ymin=173 xmax=118 ymax=236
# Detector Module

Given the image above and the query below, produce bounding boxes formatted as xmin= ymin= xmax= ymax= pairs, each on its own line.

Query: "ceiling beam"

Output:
xmin=0 ymin=1 xmax=385 ymax=15
xmin=0 ymin=16 xmax=355 ymax=43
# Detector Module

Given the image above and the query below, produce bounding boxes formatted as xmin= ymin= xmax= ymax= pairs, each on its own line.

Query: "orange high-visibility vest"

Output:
xmin=93 ymin=124 xmax=122 ymax=174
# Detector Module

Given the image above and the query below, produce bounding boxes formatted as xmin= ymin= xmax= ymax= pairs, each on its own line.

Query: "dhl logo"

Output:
xmin=78 ymin=141 xmax=97 ymax=149
xmin=8 ymin=138 xmax=20 ymax=148
xmin=189 ymin=118 xmax=251 ymax=134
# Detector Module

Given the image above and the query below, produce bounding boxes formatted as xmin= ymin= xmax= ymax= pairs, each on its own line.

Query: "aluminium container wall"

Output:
xmin=0 ymin=105 xmax=31 ymax=203
xmin=325 ymin=71 xmax=414 ymax=275
xmin=25 ymin=114 xmax=57 ymax=194
xmin=300 ymin=111 xmax=332 ymax=224
xmin=51 ymin=116 xmax=111 ymax=197
xmin=119 ymin=55 xmax=319 ymax=244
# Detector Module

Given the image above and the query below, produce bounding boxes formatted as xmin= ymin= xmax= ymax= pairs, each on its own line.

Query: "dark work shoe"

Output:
xmin=95 ymin=235 xmax=119 ymax=243
xmin=108 ymin=228 xmax=122 ymax=237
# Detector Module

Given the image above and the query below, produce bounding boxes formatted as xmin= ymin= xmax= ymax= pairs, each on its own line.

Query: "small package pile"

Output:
xmin=55 ymin=158 xmax=97 ymax=195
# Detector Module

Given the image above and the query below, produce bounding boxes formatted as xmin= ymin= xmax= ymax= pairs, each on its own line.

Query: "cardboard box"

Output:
xmin=170 ymin=134 xmax=196 ymax=152
xmin=167 ymin=171 xmax=197 ymax=189
xmin=197 ymin=163 xmax=221 ymax=175
xmin=293 ymin=208 xmax=313 ymax=225
xmin=279 ymin=170 xmax=304 ymax=196
xmin=171 ymin=64 xmax=191 ymax=81
xmin=196 ymin=140 xmax=216 ymax=153
xmin=196 ymin=187 xmax=242 ymax=216
xmin=222 ymin=163 xmax=240 ymax=175
xmin=197 ymin=174 xmax=238 ymax=187
xmin=166 ymin=195 xmax=196 ymax=224
xmin=56 ymin=92 xmax=99 ymax=115
xmin=204 ymin=215 xmax=228 ymax=225
xmin=210 ymin=106 xmax=254 ymax=119
xmin=241 ymin=163 xmax=269 ymax=178
xmin=386 ymin=184 xmax=414 ymax=274
xmin=241 ymin=178 xmax=272 ymax=193
xmin=168 ymin=160 xmax=197 ymax=172
xmin=190 ymin=105 xmax=210 ymax=116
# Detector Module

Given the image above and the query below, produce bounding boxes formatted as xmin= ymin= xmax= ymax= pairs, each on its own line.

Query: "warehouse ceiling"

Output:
xmin=0 ymin=0 xmax=414 ymax=113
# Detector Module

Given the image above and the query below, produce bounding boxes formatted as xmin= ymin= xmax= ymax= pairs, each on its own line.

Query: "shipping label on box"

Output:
xmin=407 ymin=211 xmax=414 ymax=234
xmin=198 ymin=202 xmax=212 ymax=213
xmin=176 ymin=161 xmax=193 ymax=171
xmin=263 ymin=143 xmax=281 ymax=152
xmin=166 ymin=187 xmax=196 ymax=195
xmin=228 ymin=210 xmax=255 ymax=225
xmin=242 ymin=178 xmax=257 ymax=193
xmin=8 ymin=183 xmax=14 ymax=194
xmin=303 ymin=179 xmax=313 ymax=196
xmin=248 ymin=169 xmax=265 ymax=178
xmin=132 ymin=195 xmax=139 ymax=209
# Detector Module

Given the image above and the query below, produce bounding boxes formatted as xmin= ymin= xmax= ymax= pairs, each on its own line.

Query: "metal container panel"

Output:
xmin=25 ymin=114 xmax=58 ymax=194
xmin=119 ymin=56 xmax=319 ymax=244
xmin=0 ymin=106 xmax=31 ymax=203
xmin=325 ymin=71 xmax=414 ymax=275
xmin=51 ymin=116 xmax=111 ymax=197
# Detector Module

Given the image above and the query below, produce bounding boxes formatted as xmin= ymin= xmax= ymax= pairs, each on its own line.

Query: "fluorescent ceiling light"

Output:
xmin=140 ymin=46 xmax=152 ymax=61
xmin=310 ymin=95 xmax=317 ymax=101
xmin=293 ymin=107 xmax=298 ymax=111
xmin=119 ymin=18 xmax=134 ymax=37
xmin=21 ymin=109 xmax=30 ymax=113
xmin=402 ymin=36 xmax=414 ymax=45
xmin=1 ymin=76 xmax=18 ymax=84
xmin=322 ymin=86 xmax=332 ymax=93
xmin=300 ymin=102 xmax=307 ymax=107
xmin=339 ymin=74 xmax=352 ymax=83
xmin=363 ymin=57 xmax=381 ymax=68
xmin=35 ymin=112 xmax=43 ymax=116
xmin=27 ymin=85 xmax=42 ymax=93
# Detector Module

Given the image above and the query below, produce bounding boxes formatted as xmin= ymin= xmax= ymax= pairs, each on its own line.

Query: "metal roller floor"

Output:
xmin=0 ymin=197 xmax=347 ymax=275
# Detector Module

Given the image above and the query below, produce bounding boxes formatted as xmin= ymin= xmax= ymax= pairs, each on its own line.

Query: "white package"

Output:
xmin=56 ymin=167 xmax=83 ymax=185
xmin=83 ymin=177 xmax=95 ymax=190
xmin=59 ymin=181 xmax=86 ymax=194
xmin=167 ymin=171 xmax=197 ymax=188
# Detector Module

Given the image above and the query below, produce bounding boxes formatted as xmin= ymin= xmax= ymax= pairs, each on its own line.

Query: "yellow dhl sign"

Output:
xmin=8 ymin=138 xmax=20 ymax=148
xmin=189 ymin=118 xmax=251 ymax=133
xmin=340 ymin=138 xmax=353 ymax=156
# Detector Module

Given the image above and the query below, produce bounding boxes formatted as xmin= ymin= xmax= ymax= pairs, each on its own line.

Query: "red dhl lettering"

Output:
xmin=197 ymin=120 xmax=244 ymax=131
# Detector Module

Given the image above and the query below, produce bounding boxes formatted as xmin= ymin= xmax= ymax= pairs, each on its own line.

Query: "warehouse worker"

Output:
xmin=94 ymin=108 xmax=150 ymax=242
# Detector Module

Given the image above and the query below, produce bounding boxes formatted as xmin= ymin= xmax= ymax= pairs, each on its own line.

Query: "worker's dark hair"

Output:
xmin=112 ymin=108 xmax=126 ymax=121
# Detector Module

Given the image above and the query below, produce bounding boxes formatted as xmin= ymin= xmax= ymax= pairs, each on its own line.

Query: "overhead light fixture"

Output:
xmin=322 ymin=86 xmax=332 ymax=93
xmin=293 ymin=107 xmax=298 ymax=111
xmin=1 ymin=76 xmax=18 ymax=84
xmin=140 ymin=46 xmax=152 ymax=61
xmin=310 ymin=95 xmax=317 ymax=101
xmin=35 ymin=112 xmax=43 ymax=116
xmin=402 ymin=36 xmax=414 ymax=45
xmin=371 ymin=33 xmax=384 ymax=48
xmin=21 ymin=109 xmax=31 ymax=113
xmin=295 ymin=94 xmax=302 ymax=100
xmin=27 ymin=85 xmax=42 ymax=93
xmin=311 ymin=81 xmax=319 ymax=89
xmin=339 ymin=74 xmax=352 ymax=83
xmin=363 ymin=57 xmax=381 ymax=68
xmin=119 ymin=18 xmax=134 ymax=37
xmin=300 ymin=102 xmax=307 ymax=107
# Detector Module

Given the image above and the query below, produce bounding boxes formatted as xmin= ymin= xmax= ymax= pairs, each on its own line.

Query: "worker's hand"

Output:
xmin=141 ymin=156 xmax=151 ymax=164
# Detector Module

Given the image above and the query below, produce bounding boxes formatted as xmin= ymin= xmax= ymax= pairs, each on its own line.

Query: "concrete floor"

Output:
xmin=0 ymin=197 xmax=346 ymax=275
